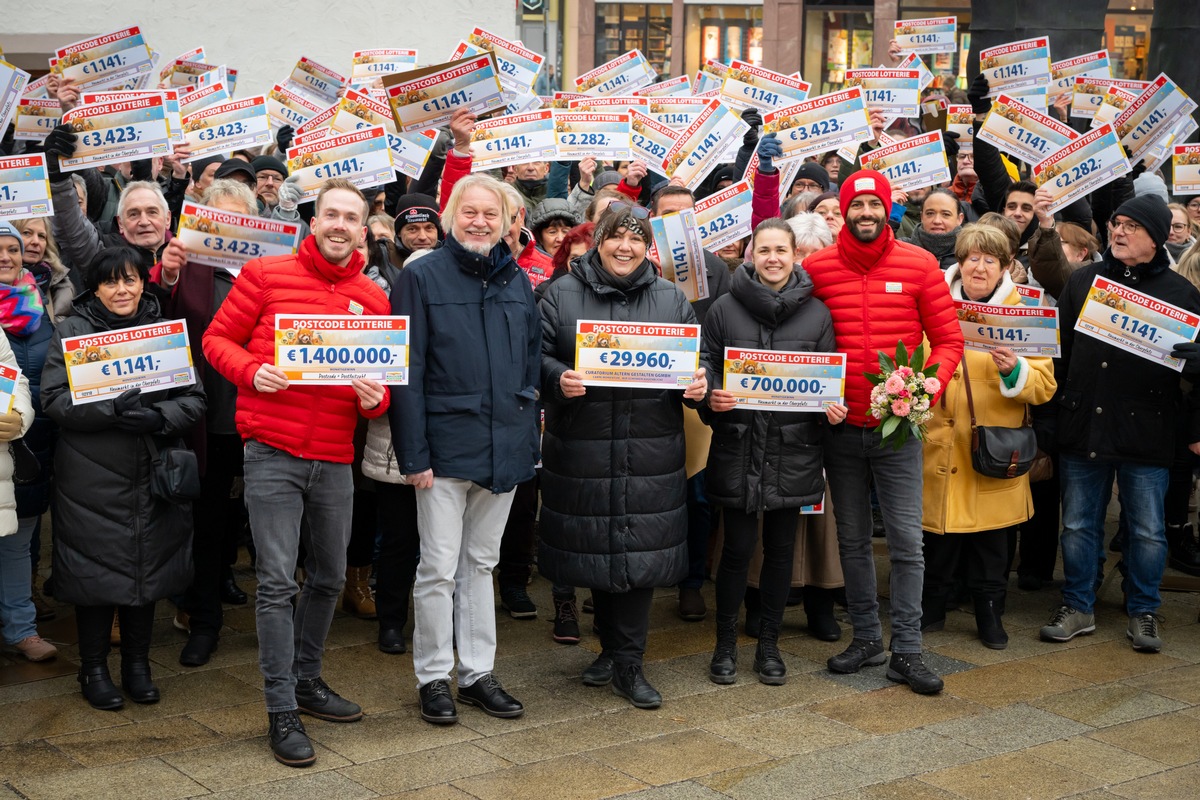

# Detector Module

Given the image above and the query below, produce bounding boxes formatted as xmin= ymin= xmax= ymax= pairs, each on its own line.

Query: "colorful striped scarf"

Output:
xmin=0 ymin=272 xmax=45 ymax=336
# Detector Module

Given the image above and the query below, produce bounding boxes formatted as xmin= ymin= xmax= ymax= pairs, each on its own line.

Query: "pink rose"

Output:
xmin=891 ymin=399 xmax=911 ymax=417
xmin=896 ymin=366 xmax=914 ymax=379
xmin=884 ymin=374 xmax=905 ymax=395
xmin=899 ymin=389 xmax=911 ymax=399
xmin=923 ymin=377 xmax=941 ymax=395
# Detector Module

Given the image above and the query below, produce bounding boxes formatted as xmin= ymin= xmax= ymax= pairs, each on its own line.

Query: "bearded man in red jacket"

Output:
xmin=204 ymin=179 xmax=390 ymax=767
xmin=803 ymin=170 xmax=964 ymax=695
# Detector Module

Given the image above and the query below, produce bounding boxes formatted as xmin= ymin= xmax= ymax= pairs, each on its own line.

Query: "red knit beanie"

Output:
xmin=839 ymin=169 xmax=893 ymax=218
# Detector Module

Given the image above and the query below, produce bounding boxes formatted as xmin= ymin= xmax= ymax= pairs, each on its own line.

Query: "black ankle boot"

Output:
xmin=802 ymin=586 xmax=842 ymax=641
xmin=121 ymin=660 xmax=160 ymax=704
xmin=752 ymin=623 xmax=787 ymax=685
xmin=709 ymin=615 xmax=739 ymax=685
xmin=78 ymin=665 xmax=124 ymax=710
xmin=1167 ymin=523 xmax=1200 ymax=577
xmin=974 ymin=597 xmax=1008 ymax=650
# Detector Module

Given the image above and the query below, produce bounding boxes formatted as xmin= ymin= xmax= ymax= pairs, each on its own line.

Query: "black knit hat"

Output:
xmin=251 ymin=155 xmax=289 ymax=179
xmin=190 ymin=155 xmax=225 ymax=184
xmin=793 ymin=161 xmax=831 ymax=192
xmin=393 ymin=193 xmax=442 ymax=237
xmin=1113 ymin=194 xmax=1172 ymax=249
xmin=213 ymin=159 xmax=256 ymax=182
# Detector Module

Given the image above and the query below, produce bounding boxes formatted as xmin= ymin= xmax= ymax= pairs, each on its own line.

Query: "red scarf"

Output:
xmin=951 ymin=174 xmax=976 ymax=203
xmin=835 ymin=222 xmax=896 ymax=275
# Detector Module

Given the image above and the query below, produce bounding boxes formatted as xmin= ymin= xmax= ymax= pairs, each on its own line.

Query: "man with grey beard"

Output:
xmin=389 ymin=173 xmax=542 ymax=727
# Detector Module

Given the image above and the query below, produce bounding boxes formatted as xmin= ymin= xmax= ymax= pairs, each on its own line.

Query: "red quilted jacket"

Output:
xmin=202 ymin=237 xmax=391 ymax=463
xmin=804 ymin=228 xmax=963 ymax=427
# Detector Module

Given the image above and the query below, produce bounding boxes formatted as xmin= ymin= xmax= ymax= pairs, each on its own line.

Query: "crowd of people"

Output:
xmin=2 ymin=40 xmax=1199 ymax=770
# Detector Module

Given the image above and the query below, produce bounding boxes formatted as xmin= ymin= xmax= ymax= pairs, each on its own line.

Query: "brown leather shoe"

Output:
xmin=341 ymin=566 xmax=377 ymax=619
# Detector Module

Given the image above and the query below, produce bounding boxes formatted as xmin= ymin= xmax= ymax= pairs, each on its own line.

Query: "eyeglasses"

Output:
xmin=1108 ymin=217 xmax=1144 ymax=235
xmin=610 ymin=201 xmax=650 ymax=220
xmin=256 ymin=173 xmax=284 ymax=185
xmin=1188 ymin=201 xmax=1200 ymax=210
xmin=793 ymin=180 xmax=823 ymax=192
xmin=956 ymin=153 xmax=975 ymax=161
xmin=1171 ymin=222 xmax=1189 ymax=231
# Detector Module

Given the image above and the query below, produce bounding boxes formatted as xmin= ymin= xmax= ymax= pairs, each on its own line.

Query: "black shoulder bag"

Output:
xmin=961 ymin=355 xmax=1038 ymax=479
xmin=142 ymin=435 xmax=201 ymax=504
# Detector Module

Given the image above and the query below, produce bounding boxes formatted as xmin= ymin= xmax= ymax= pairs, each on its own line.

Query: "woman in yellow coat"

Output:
xmin=921 ymin=224 xmax=1057 ymax=650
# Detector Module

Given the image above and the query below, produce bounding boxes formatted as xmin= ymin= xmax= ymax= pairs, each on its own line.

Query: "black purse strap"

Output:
xmin=141 ymin=433 xmax=162 ymax=465
xmin=960 ymin=352 xmax=1032 ymax=435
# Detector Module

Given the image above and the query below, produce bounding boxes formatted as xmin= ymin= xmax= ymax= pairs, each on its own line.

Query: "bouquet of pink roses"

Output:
xmin=865 ymin=341 xmax=941 ymax=449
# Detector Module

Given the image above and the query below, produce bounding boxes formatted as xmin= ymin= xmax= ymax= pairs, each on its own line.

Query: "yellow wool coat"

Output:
xmin=922 ymin=269 xmax=1057 ymax=535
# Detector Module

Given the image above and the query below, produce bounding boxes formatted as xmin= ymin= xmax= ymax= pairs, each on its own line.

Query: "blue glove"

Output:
xmin=756 ymin=134 xmax=783 ymax=174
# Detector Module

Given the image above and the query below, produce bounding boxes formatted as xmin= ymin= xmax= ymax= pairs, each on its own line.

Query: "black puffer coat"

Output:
xmin=42 ymin=293 xmax=206 ymax=607
xmin=702 ymin=264 xmax=835 ymax=513
xmin=538 ymin=251 xmax=707 ymax=592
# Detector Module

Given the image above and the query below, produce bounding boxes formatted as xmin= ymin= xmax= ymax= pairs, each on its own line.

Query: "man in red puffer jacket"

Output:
xmin=803 ymin=170 xmax=963 ymax=695
xmin=204 ymin=179 xmax=390 ymax=768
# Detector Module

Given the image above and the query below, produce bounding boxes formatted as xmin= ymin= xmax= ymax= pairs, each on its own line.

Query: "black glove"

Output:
xmin=968 ymin=73 xmax=992 ymax=117
xmin=943 ymin=130 xmax=961 ymax=164
xmin=1172 ymin=342 xmax=1200 ymax=376
xmin=740 ymin=109 xmax=762 ymax=150
xmin=115 ymin=406 xmax=165 ymax=433
xmin=276 ymin=124 xmax=294 ymax=155
xmin=112 ymin=388 xmax=143 ymax=415
xmin=43 ymin=124 xmax=78 ymax=181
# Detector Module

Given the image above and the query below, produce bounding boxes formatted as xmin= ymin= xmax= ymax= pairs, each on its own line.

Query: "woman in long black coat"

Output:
xmin=538 ymin=204 xmax=709 ymax=709
xmin=42 ymin=247 xmax=205 ymax=711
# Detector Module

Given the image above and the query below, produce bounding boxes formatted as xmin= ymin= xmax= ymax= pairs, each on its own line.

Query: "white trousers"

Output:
xmin=412 ymin=477 xmax=515 ymax=688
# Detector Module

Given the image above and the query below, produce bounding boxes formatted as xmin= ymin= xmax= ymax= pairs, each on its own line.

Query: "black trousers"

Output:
xmin=716 ymin=507 xmax=798 ymax=629
xmin=348 ymin=488 xmax=377 ymax=568
xmin=923 ymin=528 xmax=1010 ymax=614
xmin=183 ymin=433 xmax=243 ymax=636
xmin=374 ymin=481 xmax=420 ymax=631
xmin=1013 ymin=455 xmax=1060 ymax=582
xmin=591 ymin=587 xmax=654 ymax=666
xmin=76 ymin=602 xmax=155 ymax=668
xmin=498 ymin=475 xmax=539 ymax=590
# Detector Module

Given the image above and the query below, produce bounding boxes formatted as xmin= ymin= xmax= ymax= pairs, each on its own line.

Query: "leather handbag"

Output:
xmin=961 ymin=355 xmax=1038 ymax=479
xmin=142 ymin=435 xmax=201 ymax=504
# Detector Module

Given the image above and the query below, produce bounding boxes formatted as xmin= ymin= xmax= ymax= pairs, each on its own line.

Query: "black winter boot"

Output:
xmin=709 ymin=614 xmax=739 ymax=684
xmin=119 ymin=604 xmax=160 ymax=704
xmin=752 ymin=622 xmax=787 ymax=685
xmin=974 ymin=597 xmax=1009 ymax=650
xmin=1167 ymin=523 xmax=1200 ymax=577
xmin=802 ymin=585 xmax=842 ymax=641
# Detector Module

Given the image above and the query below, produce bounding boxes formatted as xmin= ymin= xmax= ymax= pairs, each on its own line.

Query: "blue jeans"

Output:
xmin=0 ymin=517 xmax=37 ymax=644
xmin=1060 ymin=454 xmax=1168 ymax=615
xmin=823 ymin=424 xmax=926 ymax=653
xmin=243 ymin=440 xmax=352 ymax=712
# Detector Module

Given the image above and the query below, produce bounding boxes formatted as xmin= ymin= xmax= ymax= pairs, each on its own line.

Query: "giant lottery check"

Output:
xmin=977 ymin=94 xmax=1078 ymax=165
xmin=58 ymin=94 xmax=173 ymax=171
xmin=574 ymin=320 xmax=700 ymax=390
xmin=176 ymin=201 xmax=301 ymax=273
xmin=1074 ymin=276 xmax=1200 ymax=372
xmin=61 ymin=319 xmax=195 ymax=405
xmin=723 ymin=349 xmax=846 ymax=411
xmin=859 ymin=131 xmax=949 ymax=192
xmin=763 ymin=87 xmax=872 ymax=163
xmin=276 ymin=315 xmax=409 ymax=385
xmin=0 ymin=154 xmax=51 ymax=220
xmin=955 ymin=302 xmax=1060 ymax=356
xmin=1032 ymin=124 xmax=1131 ymax=214
xmin=285 ymin=125 xmax=394 ymax=201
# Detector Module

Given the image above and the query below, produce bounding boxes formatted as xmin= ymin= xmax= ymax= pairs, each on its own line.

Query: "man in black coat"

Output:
xmin=1042 ymin=195 xmax=1200 ymax=654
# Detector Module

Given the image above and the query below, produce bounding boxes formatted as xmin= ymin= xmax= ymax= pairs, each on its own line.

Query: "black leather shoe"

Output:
xmin=121 ymin=661 xmax=160 ymax=704
xmin=78 ymin=665 xmax=124 ymax=711
xmin=179 ymin=633 xmax=219 ymax=667
xmin=802 ymin=586 xmax=842 ymax=642
xmin=458 ymin=673 xmax=524 ymax=718
xmin=753 ymin=636 xmax=787 ymax=686
xmin=709 ymin=617 xmax=738 ymax=685
xmin=611 ymin=663 xmax=661 ymax=709
xmin=886 ymin=652 xmax=944 ymax=694
xmin=419 ymin=680 xmax=458 ymax=725
xmin=220 ymin=575 xmax=249 ymax=605
xmin=378 ymin=628 xmax=407 ymax=654
xmin=582 ymin=655 xmax=615 ymax=686
xmin=269 ymin=710 xmax=316 ymax=767
xmin=827 ymin=638 xmax=886 ymax=674
xmin=295 ymin=676 xmax=362 ymax=722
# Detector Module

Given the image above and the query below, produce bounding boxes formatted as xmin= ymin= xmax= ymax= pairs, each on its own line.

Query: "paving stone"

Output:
xmin=1088 ymin=712 xmax=1200 ymax=767
xmin=942 ymin=659 xmax=1090 ymax=709
xmin=918 ymin=752 xmax=1101 ymax=800
xmin=926 ymin=703 xmax=1092 ymax=755
xmin=340 ymin=742 xmax=510 ymax=794
xmin=49 ymin=716 xmax=224 ymax=767
xmin=588 ymin=729 xmax=770 ymax=785
xmin=1025 ymin=736 xmax=1169 ymax=784
xmin=811 ymin=684 xmax=985 ymax=735
xmin=10 ymin=757 xmax=207 ymax=800
xmin=1029 ymin=683 xmax=1187 ymax=728
xmin=451 ymin=754 xmax=645 ymax=800
xmin=1108 ymin=762 xmax=1200 ymax=800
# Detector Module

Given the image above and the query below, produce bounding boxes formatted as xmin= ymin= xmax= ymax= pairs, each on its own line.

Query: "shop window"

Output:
xmin=595 ymin=3 xmax=672 ymax=77
xmin=684 ymin=5 xmax=764 ymax=74
xmin=804 ymin=10 xmax=875 ymax=94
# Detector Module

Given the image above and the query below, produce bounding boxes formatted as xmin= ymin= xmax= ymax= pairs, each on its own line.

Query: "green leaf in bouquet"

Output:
xmin=896 ymin=340 xmax=911 ymax=367
xmin=878 ymin=350 xmax=894 ymax=375
xmin=911 ymin=343 xmax=926 ymax=373
xmin=880 ymin=414 xmax=901 ymax=438
xmin=864 ymin=372 xmax=884 ymax=385
xmin=924 ymin=362 xmax=941 ymax=380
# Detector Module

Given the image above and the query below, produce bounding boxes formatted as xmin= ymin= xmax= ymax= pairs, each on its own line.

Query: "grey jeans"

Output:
xmin=243 ymin=439 xmax=352 ymax=712
xmin=823 ymin=424 xmax=925 ymax=653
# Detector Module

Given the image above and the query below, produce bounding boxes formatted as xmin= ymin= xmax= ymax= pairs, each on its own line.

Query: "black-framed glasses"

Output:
xmin=1108 ymin=216 xmax=1144 ymax=235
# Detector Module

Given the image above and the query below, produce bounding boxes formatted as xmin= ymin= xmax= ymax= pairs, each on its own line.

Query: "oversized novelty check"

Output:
xmin=326 ymin=87 xmax=431 ymax=179
xmin=955 ymin=302 xmax=1060 ymax=356
xmin=977 ymin=94 xmax=1078 ymax=165
xmin=635 ymin=75 xmax=692 ymax=98
xmin=286 ymin=125 xmax=394 ymax=201
xmin=1114 ymin=73 xmax=1198 ymax=164
xmin=0 ymin=60 xmax=31 ymax=137
xmin=552 ymin=111 xmax=631 ymax=160
xmin=742 ymin=151 xmax=802 ymax=203
xmin=1016 ymin=284 xmax=1046 ymax=307
xmin=293 ymin=103 xmax=337 ymax=139
xmin=505 ymin=92 xmax=543 ymax=116
xmin=845 ymin=69 xmax=920 ymax=118
xmin=1143 ymin=115 xmax=1195 ymax=175
xmin=54 ymin=27 xmax=154 ymax=90
xmin=859 ymin=130 xmax=949 ymax=192
xmin=719 ymin=60 xmax=811 ymax=112
xmin=1049 ymin=50 xmax=1111 ymax=100
xmin=574 ymin=320 xmax=701 ymax=390
xmin=629 ymin=110 xmax=680 ymax=168
xmin=947 ymin=104 xmax=975 ymax=152
xmin=1032 ymin=123 xmax=1131 ymax=214
xmin=1093 ymin=85 xmax=1139 ymax=129
xmin=388 ymin=130 xmax=438 ymax=181
xmin=467 ymin=28 xmax=544 ymax=96
xmin=267 ymin=83 xmax=324 ymax=131
xmin=0 ymin=363 xmax=20 ymax=415
xmin=649 ymin=208 xmax=709 ymax=303
xmin=647 ymin=97 xmax=709 ymax=129
xmin=275 ymin=315 xmax=409 ymax=385
xmin=981 ymin=38 xmax=1052 ymax=97
xmin=1071 ymin=77 xmax=1149 ymax=119
xmin=85 ymin=89 xmax=184 ymax=144
xmin=159 ymin=47 xmax=205 ymax=81
xmin=176 ymin=201 xmax=300 ymax=274
xmin=0 ymin=154 xmax=51 ymax=220
xmin=166 ymin=60 xmax=218 ymax=90
xmin=763 ymin=87 xmax=872 ymax=163
xmin=285 ymin=57 xmax=346 ymax=106
xmin=383 ymin=54 xmax=506 ymax=132
xmin=695 ymin=60 xmax=728 ymax=95
xmin=897 ymin=52 xmax=935 ymax=92
xmin=694 ymin=180 xmax=752 ymax=252
xmin=470 ymin=109 xmax=557 ymax=171
xmin=1007 ymin=86 xmax=1049 ymax=113
xmin=178 ymin=81 xmax=230 ymax=117
xmin=21 ymin=74 xmax=52 ymax=100
xmin=575 ymin=50 xmax=655 ymax=96
xmin=1173 ymin=144 xmax=1200 ymax=195
xmin=12 ymin=99 xmax=60 ymax=143
xmin=351 ymin=49 xmax=418 ymax=84
xmin=59 ymin=95 xmax=173 ymax=172
xmin=662 ymin=100 xmax=749 ymax=190
xmin=62 ymin=319 xmax=195 ymax=405
xmin=1075 ymin=276 xmax=1200 ymax=372
xmin=179 ymin=95 xmax=272 ymax=160
xmin=568 ymin=95 xmax=648 ymax=114
xmin=894 ymin=17 xmax=958 ymax=55
xmin=723 ymin=349 xmax=846 ymax=411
